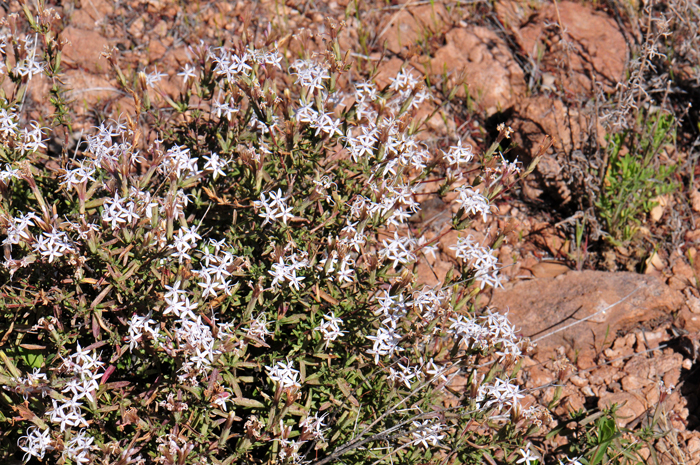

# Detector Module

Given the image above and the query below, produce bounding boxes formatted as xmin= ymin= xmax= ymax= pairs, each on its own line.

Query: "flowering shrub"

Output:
xmin=0 ymin=6 xmax=549 ymax=465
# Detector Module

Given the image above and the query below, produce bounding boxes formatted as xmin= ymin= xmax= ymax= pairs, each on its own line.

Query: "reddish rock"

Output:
xmin=669 ymin=259 xmax=695 ymax=290
xmin=414 ymin=258 xmax=452 ymax=287
xmin=614 ymin=333 xmax=636 ymax=350
xmin=517 ymin=1 xmax=627 ymax=93
xmin=378 ymin=4 xmax=449 ymax=54
xmin=664 ymin=368 xmax=681 ymax=389
xmin=604 ymin=333 xmax=636 ymax=362
xmin=686 ymin=229 xmax=700 ymax=243
xmin=61 ymin=27 xmax=111 ymax=73
xmin=638 ymin=447 xmax=652 ymax=462
xmin=489 ymin=271 xmax=681 ymax=352
xmin=598 ymin=392 xmax=647 ymax=427
xmin=494 ymin=0 xmax=540 ymax=30
xmin=422 ymin=27 xmax=525 ymax=116
xmin=575 ymin=351 xmax=597 ymax=370
xmin=526 ymin=365 xmax=554 ymax=389
xmin=677 ymin=307 xmax=700 ymax=332
xmin=563 ymin=391 xmax=585 ymax=413
xmin=516 ymin=96 xmax=605 ymax=156
xmin=687 ymin=292 xmax=700 ymax=315
xmin=621 ymin=374 xmax=648 ymax=391
xmin=69 ymin=0 xmax=114 ymax=29
xmin=569 ymin=374 xmax=587 ymax=388
xmin=63 ymin=71 xmax=121 ymax=109
xmin=635 ymin=330 xmax=668 ymax=352
xmin=588 ymin=365 xmax=618 ymax=386
xmin=509 ymin=95 xmax=607 ymax=204
xmin=623 ymin=357 xmax=653 ymax=383
xmin=690 ymin=190 xmax=700 ymax=213
xmin=655 ymin=351 xmax=684 ymax=374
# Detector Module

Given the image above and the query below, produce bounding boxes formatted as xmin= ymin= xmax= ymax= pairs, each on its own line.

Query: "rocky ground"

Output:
xmin=4 ymin=0 xmax=700 ymax=462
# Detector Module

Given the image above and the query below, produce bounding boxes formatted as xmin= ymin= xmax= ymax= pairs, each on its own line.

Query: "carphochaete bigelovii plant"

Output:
xmin=0 ymin=6 xmax=549 ymax=465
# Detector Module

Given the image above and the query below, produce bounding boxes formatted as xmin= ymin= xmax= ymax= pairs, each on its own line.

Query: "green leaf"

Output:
xmin=233 ymin=397 xmax=266 ymax=409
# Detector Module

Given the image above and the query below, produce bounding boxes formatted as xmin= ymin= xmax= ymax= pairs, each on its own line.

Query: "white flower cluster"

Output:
xmin=477 ymin=377 xmax=525 ymax=413
xmin=102 ymin=193 xmax=144 ymax=230
xmin=0 ymin=34 xmax=534 ymax=463
xmin=4 ymin=368 xmax=49 ymax=400
xmin=366 ymin=288 xmax=453 ymax=390
xmin=350 ymin=181 xmax=421 ymax=227
xmin=2 ymin=34 xmax=45 ymax=80
xmin=450 ymin=235 xmax=502 ymax=289
xmin=300 ymin=412 xmax=327 ymax=441
xmin=60 ymin=161 xmax=96 ymax=191
xmin=367 ymin=290 xmax=409 ymax=364
xmin=159 ymin=144 xmax=200 ymax=179
xmin=2 ymin=212 xmax=37 ymax=248
xmin=60 ymin=344 xmax=105 ymax=404
xmin=314 ymin=312 xmax=345 ymax=348
xmin=32 ymin=228 xmax=75 ymax=264
xmin=193 ymin=238 xmax=239 ymax=298
xmin=366 ymin=325 xmax=404 ymax=364
xmin=318 ymin=249 xmax=356 ymax=284
xmin=449 ymin=314 xmax=492 ymax=350
xmin=0 ymin=100 xmax=47 ymax=154
xmin=18 ymin=426 xmax=53 ymax=462
xmin=485 ymin=153 xmax=522 ymax=182
xmin=203 ymin=152 xmax=228 ymax=179
xmin=269 ymin=249 xmax=309 ymax=291
xmin=213 ymin=95 xmax=239 ymax=121
xmin=388 ymin=362 xmax=420 ymax=388
xmin=290 ymin=59 xmax=330 ymax=92
xmin=517 ymin=443 xmax=540 ymax=465
xmin=265 ymin=360 xmax=301 ymax=390
xmin=344 ymin=125 xmax=378 ymax=162
xmin=410 ymin=285 xmax=449 ymax=321
xmin=380 ymin=231 xmax=417 ymax=269
xmin=295 ymin=100 xmax=344 ymax=136
xmin=442 ymin=140 xmax=474 ymax=167
xmin=254 ymin=189 xmax=294 ymax=226
xmin=170 ymin=225 xmax=202 ymax=263
xmin=449 ymin=310 xmax=522 ymax=359
xmin=0 ymin=107 xmax=18 ymax=137
xmin=62 ymin=429 xmax=96 ymax=464
xmin=151 ymin=280 xmax=237 ymax=381
xmin=209 ymin=45 xmax=282 ymax=83
xmin=84 ymin=121 xmax=132 ymax=165
xmin=273 ymin=411 xmax=327 ymax=464
xmin=0 ymin=162 xmax=19 ymax=184
xmin=388 ymin=67 xmax=431 ymax=111
xmin=126 ymin=311 xmax=159 ymax=352
xmin=454 ymin=186 xmax=490 ymax=221
xmin=245 ymin=313 xmax=272 ymax=343
xmin=16 ymin=345 xmax=105 ymax=463
xmin=411 ymin=419 xmax=446 ymax=448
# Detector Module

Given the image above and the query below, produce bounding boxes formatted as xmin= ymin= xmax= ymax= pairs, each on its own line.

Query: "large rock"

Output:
xmin=489 ymin=271 xmax=683 ymax=352
xmin=422 ymin=27 xmax=526 ymax=116
xmin=517 ymin=1 xmax=627 ymax=93
xmin=61 ymin=27 xmax=111 ymax=73
xmin=62 ymin=71 xmax=122 ymax=116
xmin=378 ymin=4 xmax=449 ymax=54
